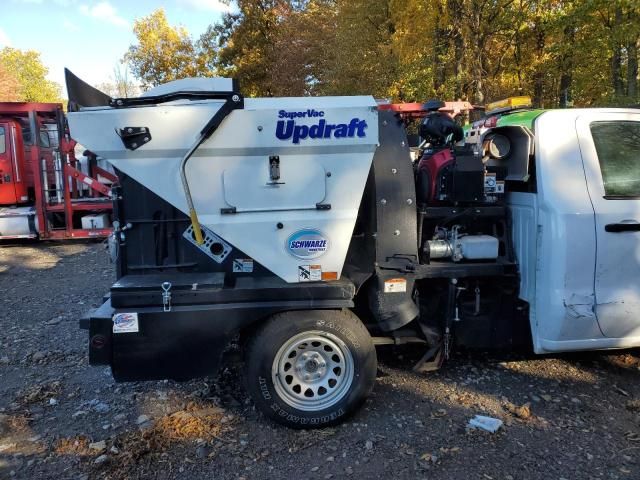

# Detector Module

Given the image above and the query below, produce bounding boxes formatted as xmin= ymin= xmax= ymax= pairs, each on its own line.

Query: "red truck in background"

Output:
xmin=0 ymin=102 xmax=113 ymax=240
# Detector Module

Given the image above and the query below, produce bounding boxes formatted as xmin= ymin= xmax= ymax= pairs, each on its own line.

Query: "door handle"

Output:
xmin=605 ymin=222 xmax=640 ymax=232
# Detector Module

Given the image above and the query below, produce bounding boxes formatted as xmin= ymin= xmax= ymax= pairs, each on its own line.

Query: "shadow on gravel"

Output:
xmin=0 ymin=240 xmax=103 ymax=274
xmin=3 ymin=344 xmax=640 ymax=479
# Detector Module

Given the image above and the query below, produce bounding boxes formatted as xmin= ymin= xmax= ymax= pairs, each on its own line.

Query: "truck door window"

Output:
xmin=590 ymin=121 xmax=640 ymax=197
xmin=0 ymin=127 xmax=5 ymax=154
xmin=39 ymin=130 xmax=51 ymax=148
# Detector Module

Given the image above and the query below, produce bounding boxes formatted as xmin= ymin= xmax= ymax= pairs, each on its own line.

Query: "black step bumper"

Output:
xmin=81 ymin=276 xmax=356 ymax=382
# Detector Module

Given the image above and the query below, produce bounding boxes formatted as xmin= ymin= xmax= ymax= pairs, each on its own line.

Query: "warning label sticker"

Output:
xmin=384 ymin=278 xmax=407 ymax=293
xmin=298 ymin=265 xmax=322 ymax=282
xmin=233 ymin=259 xmax=254 ymax=273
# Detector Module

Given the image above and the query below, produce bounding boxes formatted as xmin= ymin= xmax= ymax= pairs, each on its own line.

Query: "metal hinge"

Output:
xmin=117 ymin=127 xmax=151 ymax=151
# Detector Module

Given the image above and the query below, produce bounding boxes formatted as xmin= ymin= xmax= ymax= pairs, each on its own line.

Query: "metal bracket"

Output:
xmin=183 ymin=224 xmax=232 ymax=263
xmin=118 ymin=127 xmax=151 ymax=151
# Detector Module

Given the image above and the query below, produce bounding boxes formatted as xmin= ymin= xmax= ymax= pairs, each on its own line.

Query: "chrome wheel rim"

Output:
xmin=272 ymin=331 xmax=354 ymax=411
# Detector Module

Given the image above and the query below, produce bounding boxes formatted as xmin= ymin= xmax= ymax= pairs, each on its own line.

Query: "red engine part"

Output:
xmin=416 ymin=148 xmax=455 ymax=203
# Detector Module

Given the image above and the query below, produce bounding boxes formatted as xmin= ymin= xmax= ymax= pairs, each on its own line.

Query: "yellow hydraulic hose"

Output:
xmin=180 ymin=136 xmax=206 ymax=245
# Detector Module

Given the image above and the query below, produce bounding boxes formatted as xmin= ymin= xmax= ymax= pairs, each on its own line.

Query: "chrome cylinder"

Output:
xmin=426 ymin=239 xmax=453 ymax=259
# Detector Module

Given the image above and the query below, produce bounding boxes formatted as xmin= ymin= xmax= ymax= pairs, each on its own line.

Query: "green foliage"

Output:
xmin=123 ymin=0 xmax=640 ymax=106
xmin=0 ymin=47 xmax=62 ymax=103
xmin=124 ymin=9 xmax=213 ymax=88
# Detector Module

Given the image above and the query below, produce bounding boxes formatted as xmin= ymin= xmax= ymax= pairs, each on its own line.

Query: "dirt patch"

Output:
xmin=1 ymin=243 xmax=640 ymax=479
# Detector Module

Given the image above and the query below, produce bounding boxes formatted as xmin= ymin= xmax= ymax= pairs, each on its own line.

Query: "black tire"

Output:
xmin=244 ymin=309 xmax=377 ymax=428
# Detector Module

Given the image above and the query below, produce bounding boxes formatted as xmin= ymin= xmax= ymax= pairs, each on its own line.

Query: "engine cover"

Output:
xmin=416 ymin=147 xmax=485 ymax=204
xmin=416 ymin=148 xmax=454 ymax=203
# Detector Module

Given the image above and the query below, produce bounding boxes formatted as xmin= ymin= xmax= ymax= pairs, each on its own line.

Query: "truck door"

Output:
xmin=576 ymin=112 xmax=640 ymax=338
xmin=0 ymin=123 xmax=18 ymax=204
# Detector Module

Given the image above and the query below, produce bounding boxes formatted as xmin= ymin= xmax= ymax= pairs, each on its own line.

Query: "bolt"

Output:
xmin=127 ymin=128 xmax=133 ymax=133
xmin=391 ymin=168 xmax=397 ymax=174
xmin=132 ymin=143 xmax=138 ymax=148
xmin=257 ymin=126 xmax=263 ymax=131
xmin=232 ymin=94 xmax=240 ymax=102
xmin=143 ymin=137 xmax=149 ymax=142
xmin=406 ymin=198 xmax=413 ymax=205
xmin=394 ymin=229 xmax=400 ymax=236
xmin=380 ymin=199 xmax=387 ymax=205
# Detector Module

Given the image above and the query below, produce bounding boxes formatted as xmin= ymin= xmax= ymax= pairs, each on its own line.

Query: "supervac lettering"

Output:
xmin=276 ymin=110 xmax=367 ymax=144
xmin=278 ymin=109 xmax=325 ymax=119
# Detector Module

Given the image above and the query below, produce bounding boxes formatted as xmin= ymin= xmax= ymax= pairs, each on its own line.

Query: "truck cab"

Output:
xmin=504 ymin=108 xmax=640 ymax=352
xmin=0 ymin=102 xmax=113 ymax=240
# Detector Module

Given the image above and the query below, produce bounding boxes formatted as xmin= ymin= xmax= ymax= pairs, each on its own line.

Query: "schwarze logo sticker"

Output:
xmin=286 ymin=228 xmax=329 ymax=260
xmin=112 ymin=312 xmax=139 ymax=334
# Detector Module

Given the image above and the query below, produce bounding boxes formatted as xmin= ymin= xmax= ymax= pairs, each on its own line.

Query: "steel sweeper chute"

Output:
xmin=68 ymin=69 xmax=532 ymax=428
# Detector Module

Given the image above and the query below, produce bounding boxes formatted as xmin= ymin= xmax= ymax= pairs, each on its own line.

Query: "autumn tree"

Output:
xmin=96 ymin=64 xmax=141 ymax=98
xmin=210 ymin=0 xmax=291 ymax=96
xmin=122 ymin=0 xmax=639 ymax=107
xmin=317 ymin=0 xmax=397 ymax=98
xmin=0 ymin=63 xmax=20 ymax=102
xmin=125 ymin=9 xmax=208 ymax=88
xmin=0 ymin=47 xmax=62 ymax=103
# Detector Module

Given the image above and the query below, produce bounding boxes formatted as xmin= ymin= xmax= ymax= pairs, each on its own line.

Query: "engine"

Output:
xmin=425 ymin=226 xmax=499 ymax=262
xmin=414 ymin=104 xmax=512 ymax=264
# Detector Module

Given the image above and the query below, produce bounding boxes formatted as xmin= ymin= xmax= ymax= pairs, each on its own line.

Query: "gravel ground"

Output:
xmin=1 ymin=243 xmax=640 ymax=480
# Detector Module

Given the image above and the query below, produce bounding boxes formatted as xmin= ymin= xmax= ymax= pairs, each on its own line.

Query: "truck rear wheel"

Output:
xmin=244 ymin=309 xmax=376 ymax=428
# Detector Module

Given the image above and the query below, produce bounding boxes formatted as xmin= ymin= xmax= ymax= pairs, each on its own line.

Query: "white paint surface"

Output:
xmin=68 ymin=96 xmax=378 ymax=283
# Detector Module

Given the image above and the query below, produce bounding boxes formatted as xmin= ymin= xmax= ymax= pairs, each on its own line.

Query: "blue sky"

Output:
xmin=0 ymin=0 xmax=231 ymax=92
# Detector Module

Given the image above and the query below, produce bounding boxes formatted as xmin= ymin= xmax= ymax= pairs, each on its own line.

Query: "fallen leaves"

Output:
xmin=15 ymin=381 xmax=62 ymax=407
xmin=153 ymin=404 xmax=226 ymax=441
xmin=503 ymin=401 xmax=532 ymax=420
xmin=54 ymin=435 xmax=92 ymax=456
xmin=625 ymin=399 xmax=640 ymax=412
xmin=89 ymin=402 xmax=231 ymax=476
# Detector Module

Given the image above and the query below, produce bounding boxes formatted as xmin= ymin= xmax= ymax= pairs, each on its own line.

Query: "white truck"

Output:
xmin=65 ymin=69 xmax=640 ymax=428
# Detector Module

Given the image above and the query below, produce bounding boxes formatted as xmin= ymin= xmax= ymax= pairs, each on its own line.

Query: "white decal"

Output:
xmin=384 ymin=278 xmax=407 ymax=293
xmin=298 ymin=264 xmax=322 ymax=282
xmin=233 ymin=258 xmax=254 ymax=273
xmin=112 ymin=312 xmax=139 ymax=333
